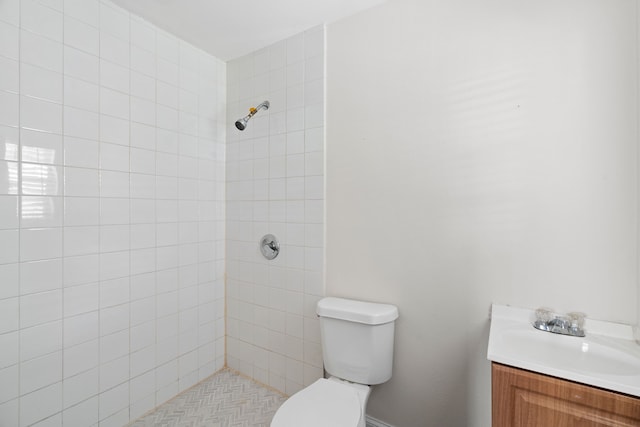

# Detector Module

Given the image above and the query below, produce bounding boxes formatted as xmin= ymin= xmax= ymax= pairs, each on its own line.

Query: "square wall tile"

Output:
xmin=20 ymin=259 xmax=63 ymax=295
xmin=20 ymin=321 xmax=62 ymax=361
xmin=20 ymin=63 xmax=63 ymax=104
xmin=63 ymin=254 xmax=99 ymax=288
xmin=0 ymin=0 xmax=19 ymax=27
xmin=63 ymin=328 xmax=98 ymax=369
xmin=20 ymin=29 xmax=63 ymax=73
xmin=20 ymin=290 xmax=63 ymax=328
xmin=20 ymin=228 xmax=63 ymax=262
xmin=21 ymin=129 xmax=63 ymax=165
xmin=64 ymin=106 xmax=99 ymax=140
xmin=62 ymin=395 xmax=98 ymax=427
xmin=64 ymin=0 xmax=99 ymax=27
xmin=99 ymin=1 xmax=130 ymax=40
xmin=130 ymin=17 xmax=155 ymax=52
xmin=64 ymin=283 xmax=99 ymax=318
xmin=64 ymin=167 xmax=99 ymax=197
xmin=64 ymin=76 xmax=99 ymax=112
xmin=21 ymin=0 xmax=63 ymax=42
xmin=20 ymin=382 xmax=63 ymax=426
xmin=64 ymin=226 xmax=99 ymax=257
xmin=20 ymin=351 xmax=63 ymax=395
xmin=64 ymin=137 xmax=99 ymax=169
xmin=63 ymin=366 xmax=98 ymax=408
xmin=101 ymin=32 xmax=130 ymax=67
xmin=63 ymin=46 xmax=99 ymax=84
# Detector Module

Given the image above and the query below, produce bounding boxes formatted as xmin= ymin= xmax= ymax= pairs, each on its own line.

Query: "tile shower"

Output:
xmin=0 ymin=0 xmax=325 ymax=425
xmin=225 ymin=26 xmax=326 ymax=396
xmin=0 ymin=0 xmax=226 ymax=425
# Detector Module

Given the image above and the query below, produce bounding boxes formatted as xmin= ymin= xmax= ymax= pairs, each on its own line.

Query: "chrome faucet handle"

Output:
xmin=535 ymin=308 xmax=552 ymax=323
xmin=568 ymin=312 xmax=585 ymax=328
xmin=568 ymin=312 xmax=586 ymax=336
xmin=533 ymin=308 xmax=553 ymax=331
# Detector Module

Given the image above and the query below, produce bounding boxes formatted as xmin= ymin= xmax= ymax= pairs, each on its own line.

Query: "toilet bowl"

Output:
xmin=270 ymin=377 xmax=370 ymax=427
xmin=270 ymin=297 xmax=398 ymax=427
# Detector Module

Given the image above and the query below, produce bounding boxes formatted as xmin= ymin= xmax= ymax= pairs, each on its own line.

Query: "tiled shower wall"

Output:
xmin=226 ymin=26 xmax=326 ymax=395
xmin=0 ymin=1 xmax=226 ymax=426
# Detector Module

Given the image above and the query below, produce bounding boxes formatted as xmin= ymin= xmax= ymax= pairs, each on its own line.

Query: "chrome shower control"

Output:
xmin=260 ymin=234 xmax=280 ymax=260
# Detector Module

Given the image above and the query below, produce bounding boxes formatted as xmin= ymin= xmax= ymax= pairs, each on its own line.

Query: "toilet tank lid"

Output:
xmin=317 ymin=297 xmax=399 ymax=325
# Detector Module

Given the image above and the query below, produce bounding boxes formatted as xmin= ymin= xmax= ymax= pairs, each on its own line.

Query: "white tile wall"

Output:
xmin=0 ymin=0 xmax=226 ymax=425
xmin=226 ymin=25 xmax=325 ymax=396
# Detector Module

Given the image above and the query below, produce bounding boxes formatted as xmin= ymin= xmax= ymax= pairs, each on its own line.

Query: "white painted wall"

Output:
xmin=0 ymin=1 xmax=226 ymax=425
xmin=326 ymin=0 xmax=638 ymax=425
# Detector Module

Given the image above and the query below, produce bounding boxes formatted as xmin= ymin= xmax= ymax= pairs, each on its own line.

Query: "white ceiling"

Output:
xmin=110 ymin=0 xmax=386 ymax=61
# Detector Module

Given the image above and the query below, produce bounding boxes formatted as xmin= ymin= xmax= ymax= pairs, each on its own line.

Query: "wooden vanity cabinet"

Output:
xmin=492 ymin=362 xmax=640 ymax=427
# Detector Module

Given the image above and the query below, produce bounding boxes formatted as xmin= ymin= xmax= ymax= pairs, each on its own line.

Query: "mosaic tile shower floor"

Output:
xmin=129 ymin=369 xmax=287 ymax=427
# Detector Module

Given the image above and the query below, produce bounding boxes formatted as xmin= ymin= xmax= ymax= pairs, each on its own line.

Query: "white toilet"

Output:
xmin=271 ymin=297 xmax=399 ymax=427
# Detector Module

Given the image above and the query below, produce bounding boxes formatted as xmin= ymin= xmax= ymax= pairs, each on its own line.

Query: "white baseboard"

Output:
xmin=366 ymin=415 xmax=394 ymax=427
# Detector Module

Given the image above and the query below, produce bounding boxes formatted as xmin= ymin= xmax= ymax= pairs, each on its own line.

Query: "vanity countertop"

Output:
xmin=487 ymin=304 xmax=640 ymax=397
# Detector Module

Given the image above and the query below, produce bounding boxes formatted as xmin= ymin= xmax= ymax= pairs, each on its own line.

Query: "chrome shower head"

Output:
xmin=235 ymin=116 xmax=250 ymax=131
xmin=235 ymin=100 xmax=270 ymax=131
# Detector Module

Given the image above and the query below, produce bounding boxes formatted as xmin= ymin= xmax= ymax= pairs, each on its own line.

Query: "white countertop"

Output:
xmin=487 ymin=304 xmax=640 ymax=397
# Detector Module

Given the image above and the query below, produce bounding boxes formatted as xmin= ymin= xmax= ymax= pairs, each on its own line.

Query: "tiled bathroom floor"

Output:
xmin=129 ymin=369 xmax=287 ymax=427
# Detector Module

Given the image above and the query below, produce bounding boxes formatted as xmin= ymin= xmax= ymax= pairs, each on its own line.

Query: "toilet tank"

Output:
xmin=317 ymin=297 xmax=399 ymax=385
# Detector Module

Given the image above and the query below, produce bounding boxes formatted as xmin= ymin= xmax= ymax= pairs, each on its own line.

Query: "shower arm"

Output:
xmin=247 ymin=101 xmax=270 ymax=118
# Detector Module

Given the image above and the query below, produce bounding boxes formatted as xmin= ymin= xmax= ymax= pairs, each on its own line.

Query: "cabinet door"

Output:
xmin=492 ymin=363 xmax=640 ymax=427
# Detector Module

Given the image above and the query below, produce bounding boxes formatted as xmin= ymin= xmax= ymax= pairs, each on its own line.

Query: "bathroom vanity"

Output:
xmin=487 ymin=304 xmax=640 ymax=426
xmin=492 ymin=363 xmax=640 ymax=426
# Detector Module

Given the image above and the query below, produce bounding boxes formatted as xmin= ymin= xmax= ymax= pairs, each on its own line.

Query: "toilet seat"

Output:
xmin=270 ymin=378 xmax=362 ymax=427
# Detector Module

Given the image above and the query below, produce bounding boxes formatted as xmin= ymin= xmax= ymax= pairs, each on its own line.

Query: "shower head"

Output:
xmin=235 ymin=116 xmax=250 ymax=131
xmin=235 ymin=100 xmax=270 ymax=131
